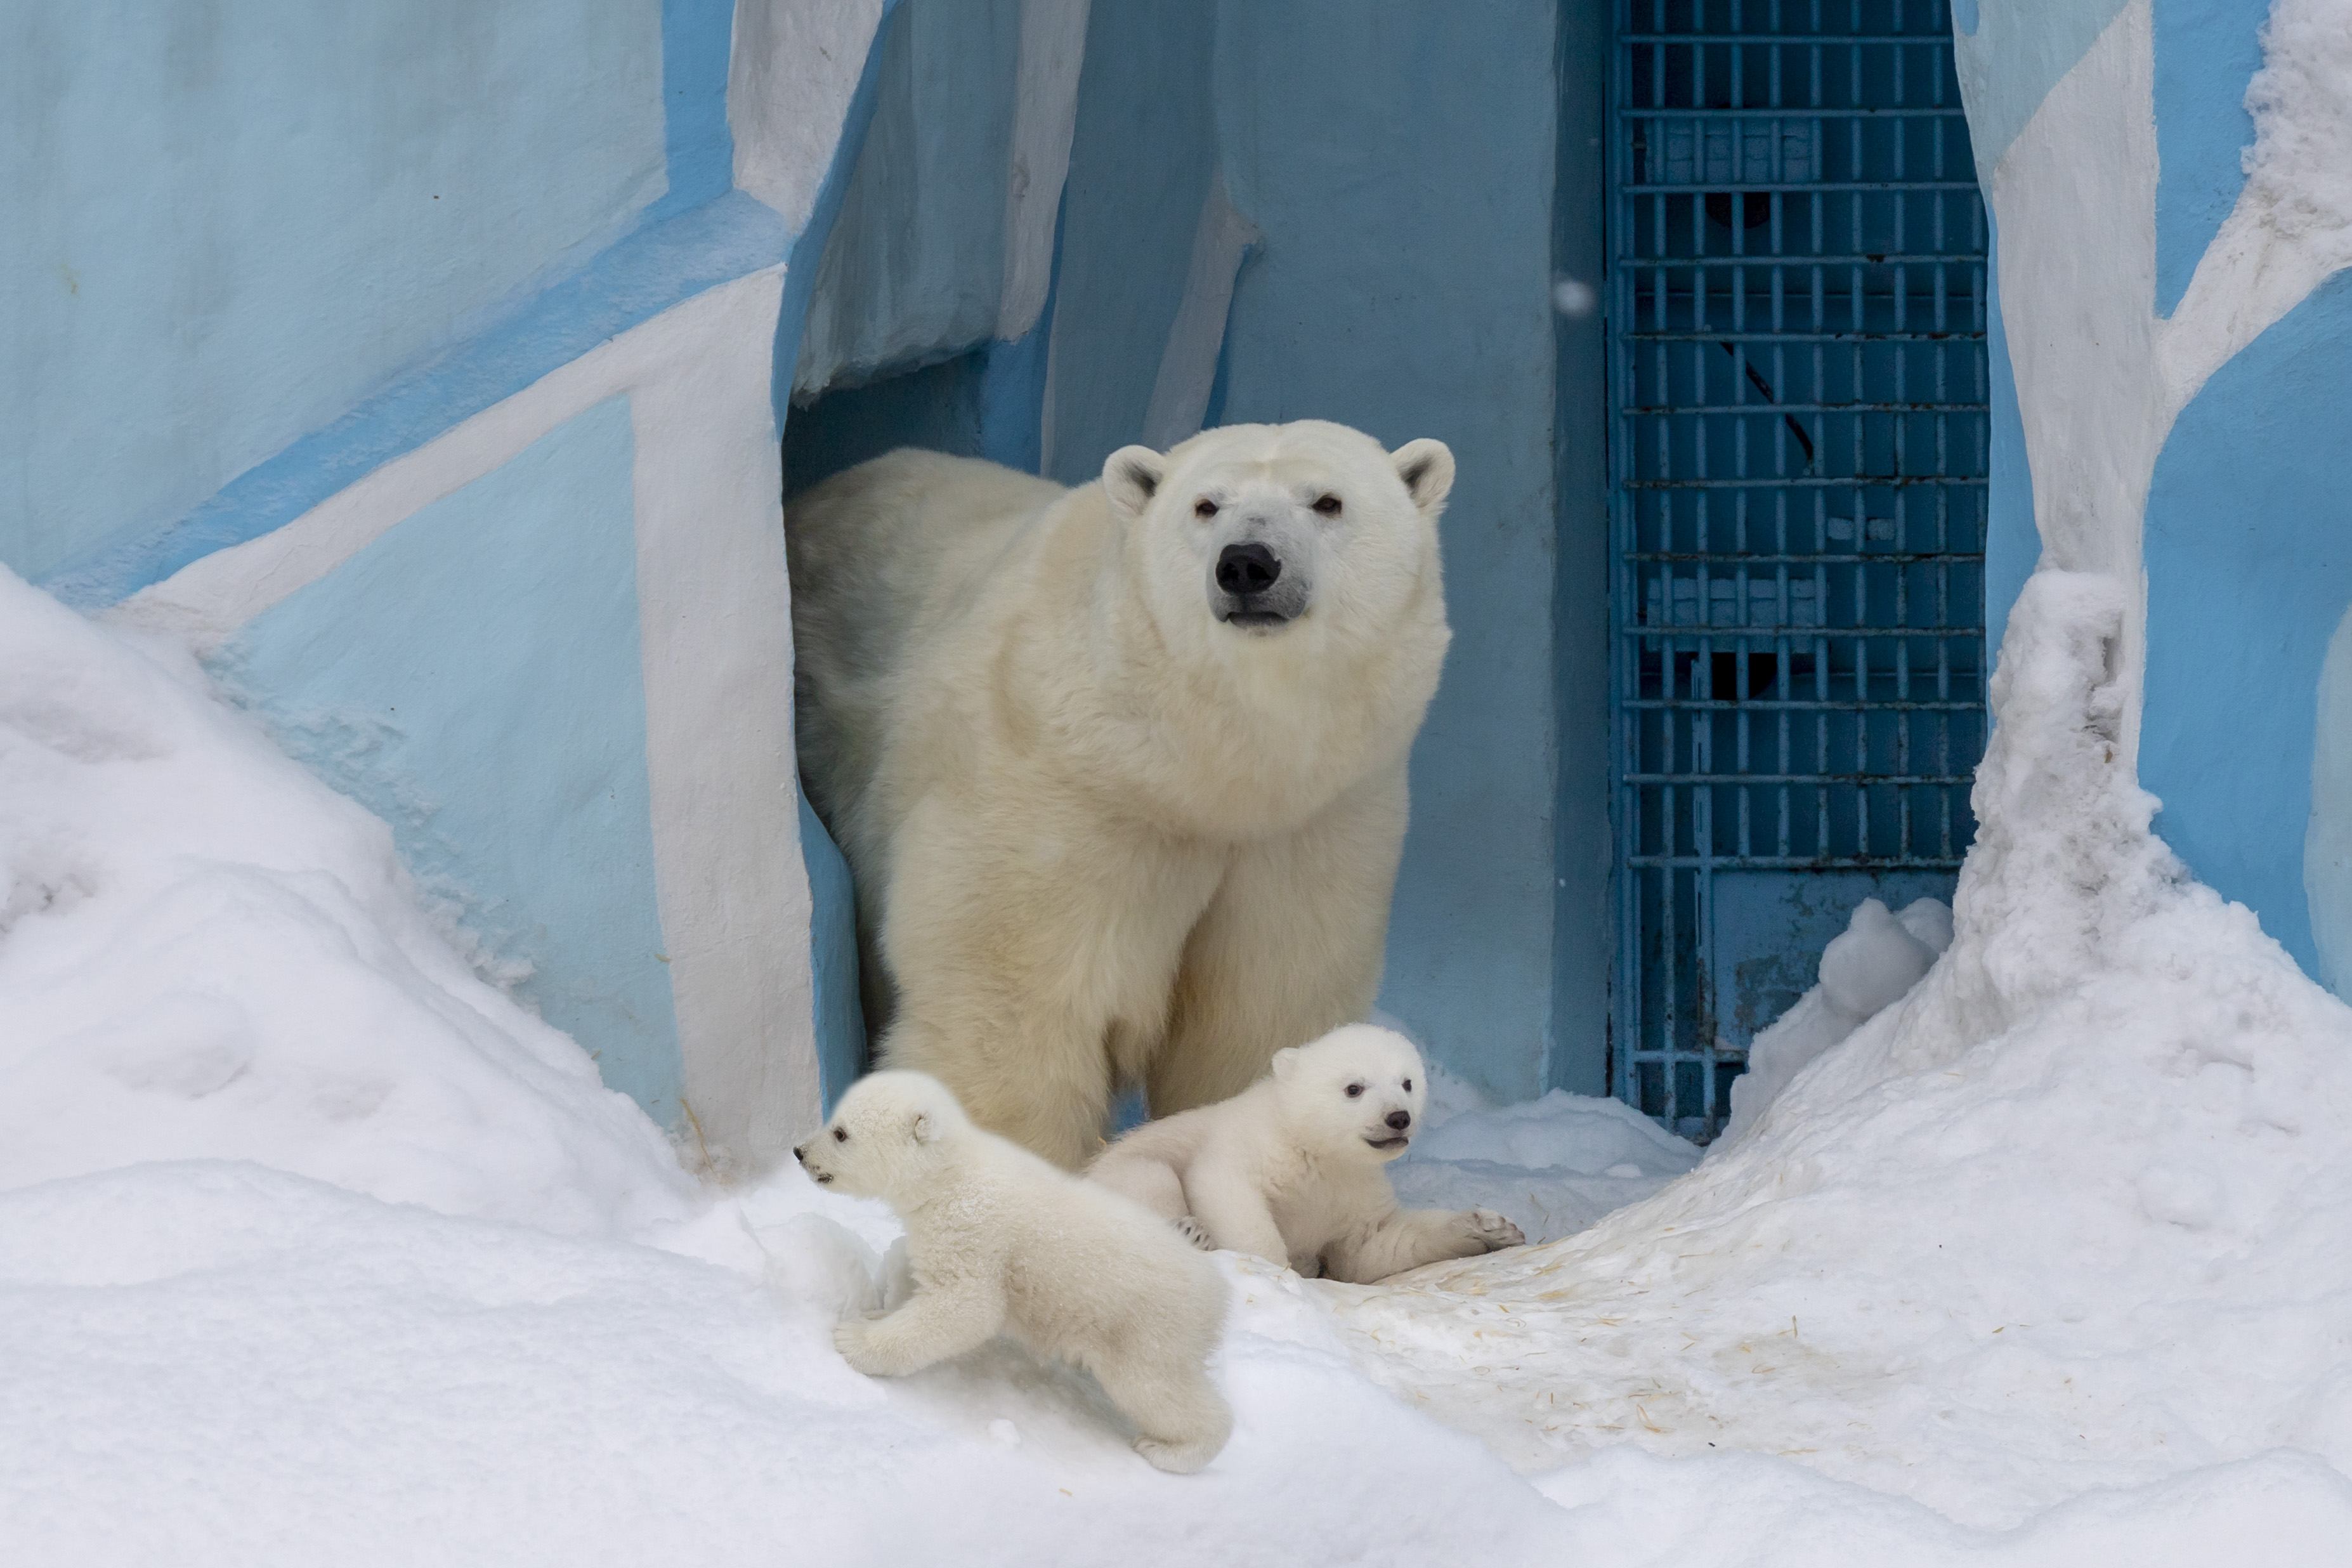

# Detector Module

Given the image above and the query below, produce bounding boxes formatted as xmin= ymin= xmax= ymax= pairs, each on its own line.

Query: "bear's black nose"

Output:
xmin=1385 ymin=1110 xmax=1411 ymax=1131
xmin=792 ymin=1144 xmax=805 ymax=1164
xmin=1215 ymin=542 xmax=1282 ymax=596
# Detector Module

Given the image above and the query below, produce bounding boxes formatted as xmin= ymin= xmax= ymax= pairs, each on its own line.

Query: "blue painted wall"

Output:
xmin=2152 ymin=0 xmax=2261 ymax=317
xmin=1212 ymin=0 xmax=1563 ymax=1101
xmin=1 ymin=0 xmax=666 ymax=584
xmin=1981 ymin=221 xmax=2039 ymax=668
xmin=222 ymin=398 xmax=685 ymax=1118
xmin=1044 ymin=0 xmax=1220 ymax=484
xmin=789 ymin=0 xmax=1022 ymax=393
xmin=1551 ymin=2 xmax=1612 ymax=1096
xmin=2142 ymin=268 xmax=2352 ymax=983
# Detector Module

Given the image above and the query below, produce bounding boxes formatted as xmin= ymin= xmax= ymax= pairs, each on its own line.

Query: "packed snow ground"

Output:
xmin=8 ymin=558 xmax=2352 ymax=1567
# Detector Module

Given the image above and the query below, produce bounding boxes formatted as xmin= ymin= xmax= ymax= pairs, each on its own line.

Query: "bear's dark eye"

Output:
xmin=832 ymin=1126 xmax=848 ymax=1142
xmin=1312 ymin=494 xmax=1342 ymax=517
xmin=1402 ymin=1078 xmax=1413 ymax=1092
xmin=1194 ymin=499 xmax=1218 ymax=519
xmin=1345 ymin=1082 xmax=1364 ymax=1099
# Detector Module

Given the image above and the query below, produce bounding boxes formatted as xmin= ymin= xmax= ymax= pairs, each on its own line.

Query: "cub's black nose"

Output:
xmin=1215 ymin=541 xmax=1282 ymax=596
xmin=1385 ymin=1110 xmax=1411 ymax=1131
xmin=792 ymin=1144 xmax=806 ymax=1164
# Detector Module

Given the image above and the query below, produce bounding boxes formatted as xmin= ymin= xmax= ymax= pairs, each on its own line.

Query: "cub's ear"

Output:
xmin=1390 ymin=438 xmax=1456 ymax=515
xmin=1270 ymin=1046 xmax=1302 ymax=1082
xmin=910 ymin=1109 xmax=937 ymax=1146
xmin=1102 ymin=446 xmax=1166 ymax=518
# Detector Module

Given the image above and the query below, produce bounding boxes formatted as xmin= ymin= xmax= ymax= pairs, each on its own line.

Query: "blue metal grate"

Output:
xmin=1607 ymin=0 xmax=1989 ymax=1138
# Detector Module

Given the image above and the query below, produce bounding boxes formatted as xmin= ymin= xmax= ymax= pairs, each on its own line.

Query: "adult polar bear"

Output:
xmin=789 ymin=421 xmax=1453 ymax=1168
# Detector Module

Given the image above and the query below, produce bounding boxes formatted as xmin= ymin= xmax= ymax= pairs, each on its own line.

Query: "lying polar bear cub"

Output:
xmin=1088 ymin=1024 xmax=1525 ymax=1283
xmin=795 ymin=1071 xmax=1232 ymax=1473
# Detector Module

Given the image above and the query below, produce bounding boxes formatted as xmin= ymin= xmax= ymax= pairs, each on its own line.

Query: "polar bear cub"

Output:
xmin=1087 ymin=1024 xmax=1525 ymax=1283
xmin=794 ymin=1071 xmax=1232 ymax=1473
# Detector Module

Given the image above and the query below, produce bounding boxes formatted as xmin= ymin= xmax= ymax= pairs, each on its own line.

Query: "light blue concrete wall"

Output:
xmin=222 ymin=398 xmax=685 ymax=1118
xmin=1212 ymin=0 xmax=1562 ymax=1102
xmin=1043 ymin=0 xmax=1220 ymax=485
xmin=1981 ymin=220 xmax=2039 ymax=669
xmin=1550 ymin=2 xmax=1613 ymax=1097
xmin=6 ymin=0 xmax=898 ymax=1144
xmin=789 ymin=0 xmax=1022 ymax=393
xmin=1 ymin=0 xmax=667 ymax=584
xmin=2143 ymin=269 xmax=2352 ymax=984
xmin=2152 ymin=0 xmax=2262 ymax=316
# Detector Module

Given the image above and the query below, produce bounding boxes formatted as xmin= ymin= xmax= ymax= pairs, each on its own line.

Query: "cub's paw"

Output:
xmin=833 ymin=1318 xmax=887 ymax=1375
xmin=1458 ymin=1209 xmax=1526 ymax=1253
xmin=1173 ymin=1215 xmax=1216 ymax=1252
xmin=1135 ymin=1435 xmax=1219 ymax=1475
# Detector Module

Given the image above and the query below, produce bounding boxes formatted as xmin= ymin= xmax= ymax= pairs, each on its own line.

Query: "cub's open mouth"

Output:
xmin=1364 ymin=1134 xmax=1409 ymax=1151
xmin=1219 ymin=609 xmax=1295 ymax=630
xmin=812 ymin=1172 xmax=833 ymax=1184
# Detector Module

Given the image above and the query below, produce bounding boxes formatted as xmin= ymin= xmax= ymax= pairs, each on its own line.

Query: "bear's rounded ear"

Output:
xmin=1271 ymin=1046 xmax=1302 ymax=1082
xmin=1102 ymin=446 xmax=1166 ymax=518
xmin=1390 ymin=439 xmax=1456 ymax=516
xmin=910 ymin=1110 xmax=936 ymax=1145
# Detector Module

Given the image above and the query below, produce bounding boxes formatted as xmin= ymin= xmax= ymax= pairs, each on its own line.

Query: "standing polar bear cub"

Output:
xmin=795 ymin=1071 xmax=1232 ymax=1473
xmin=789 ymin=422 xmax=1453 ymax=1168
xmin=1087 ymin=1024 xmax=1525 ymax=1283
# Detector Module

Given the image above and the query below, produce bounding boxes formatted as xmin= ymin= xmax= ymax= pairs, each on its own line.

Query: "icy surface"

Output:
xmin=8 ymin=562 xmax=2352 ymax=1563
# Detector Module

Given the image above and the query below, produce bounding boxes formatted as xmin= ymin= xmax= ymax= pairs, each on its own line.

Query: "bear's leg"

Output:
xmin=1152 ymin=766 xmax=1410 ymax=1114
xmin=884 ymin=1009 xmax=1113 ymax=1170
xmin=1321 ymin=1208 xmax=1527 ymax=1284
xmin=1088 ymin=1152 xmax=1188 ymax=1224
xmin=835 ymin=1281 xmax=1006 ymax=1377
xmin=879 ymin=796 xmax=1222 ymax=1167
xmin=1095 ymin=1355 xmax=1234 ymax=1474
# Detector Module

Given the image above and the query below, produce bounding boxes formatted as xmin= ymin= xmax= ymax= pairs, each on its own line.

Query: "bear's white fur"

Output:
xmin=1085 ymin=1024 xmax=1525 ymax=1283
xmin=795 ymin=1071 xmax=1232 ymax=1473
xmin=788 ymin=422 xmax=1453 ymax=1168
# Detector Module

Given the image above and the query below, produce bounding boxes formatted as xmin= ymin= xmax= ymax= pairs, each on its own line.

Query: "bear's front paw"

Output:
xmin=1173 ymin=1215 xmax=1215 ymax=1251
xmin=1459 ymin=1209 xmax=1525 ymax=1253
xmin=833 ymin=1318 xmax=888 ymax=1375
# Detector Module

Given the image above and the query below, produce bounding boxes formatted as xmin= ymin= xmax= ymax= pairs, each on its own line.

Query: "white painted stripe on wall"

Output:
xmin=997 ymin=0 xmax=1091 ymax=343
xmin=729 ymin=0 xmax=892 ymax=233
xmin=1140 ymin=170 xmax=1260 ymax=451
xmin=112 ymin=268 xmax=822 ymax=1164
xmin=627 ymin=269 xmax=818 ymax=1162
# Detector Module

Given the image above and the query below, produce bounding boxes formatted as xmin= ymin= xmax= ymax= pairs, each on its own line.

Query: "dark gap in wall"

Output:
xmin=783 ymin=350 xmax=991 ymax=502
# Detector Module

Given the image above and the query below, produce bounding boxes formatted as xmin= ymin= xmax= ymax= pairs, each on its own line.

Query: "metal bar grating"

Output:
xmin=1607 ymin=0 xmax=1989 ymax=1139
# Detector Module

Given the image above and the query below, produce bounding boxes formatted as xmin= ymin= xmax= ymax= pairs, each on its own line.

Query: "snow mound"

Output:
xmin=1390 ymin=1092 xmax=1701 ymax=1245
xmin=0 ymin=1160 xmax=1588 ymax=1567
xmin=1721 ymin=893 xmax=1954 ymax=1147
xmin=1331 ymin=573 xmax=2352 ymax=1527
xmin=1411 ymin=1089 xmax=1700 ymax=1177
xmin=0 ymin=568 xmax=694 ymax=1236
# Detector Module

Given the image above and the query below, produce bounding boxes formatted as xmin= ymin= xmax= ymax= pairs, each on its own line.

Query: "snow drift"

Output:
xmin=0 ymin=570 xmax=694 ymax=1235
xmin=1334 ymin=572 xmax=2352 ymax=1529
